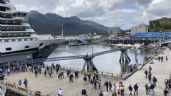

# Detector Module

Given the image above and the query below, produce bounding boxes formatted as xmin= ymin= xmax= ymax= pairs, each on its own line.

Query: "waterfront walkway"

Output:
xmin=123 ymin=48 xmax=171 ymax=96
xmin=3 ymin=48 xmax=171 ymax=96
xmin=4 ymin=70 xmax=119 ymax=96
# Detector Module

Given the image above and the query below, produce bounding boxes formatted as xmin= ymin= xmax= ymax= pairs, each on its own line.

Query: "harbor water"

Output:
xmin=44 ymin=44 xmax=153 ymax=74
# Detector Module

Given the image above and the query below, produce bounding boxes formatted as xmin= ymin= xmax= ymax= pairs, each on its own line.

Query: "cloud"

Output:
xmin=10 ymin=0 xmax=170 ymax=29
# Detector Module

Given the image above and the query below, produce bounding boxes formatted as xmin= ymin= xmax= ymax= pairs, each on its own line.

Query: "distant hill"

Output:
xmin=149 ymin=17 xmax=171 ymax=32
xmin=27 ymin=11 xmax=110 ymax=35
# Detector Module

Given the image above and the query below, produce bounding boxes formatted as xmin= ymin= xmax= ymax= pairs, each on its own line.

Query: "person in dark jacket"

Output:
xmin=128 ymin=85 xmax=133 ymax=95
xmin=82 ymin=89 xmax=87 ymax=96
xmin=153 ymin=76 xmax=157 ymax=87
xmin=145 ymin=83 xmax=149 ymax=95
xmin=109 ymin=81 xmax=113 ymax=92
xmin=148 ymin=73 xmax=152 ymax=82
xmin=133 ymin=83 xmax=138 ymax=95
xmin=164 ymin=88 xmax=169 ymax=96
xmin=150 ymin=83 xmax=155 ymax=95
xmin=144 ymin=70 xmax=148 ymax=78
xmin=104 ymin=81 xmax=109 ymax=92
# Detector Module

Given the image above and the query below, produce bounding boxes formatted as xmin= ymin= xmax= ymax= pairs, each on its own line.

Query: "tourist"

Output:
xmin=99 ymin=90 xmax=103 ymax=96
xmin=56 ymin=64 xmax=61 ymax=74
xmin=104 ymin=81 xmax=109 ymax=92
xmin=98 ymin=79 xmax=101 ymax=89
xmin=69 ymin=73 xmax=74 ymax=82
xmin=150 ymin=83 xmax=155 ymax=95
xmin=164 ymin=88 xmax=169 ymax=96
xmin=133 ymin=83 xmax=138 ymax=95
xmin=87 ymin=73 xmax=91 ymax=81
xmin=128 ymin=85 xmax=133 ymax=95
xmin=58 ymin=71 xmax=64 ymax=79
xmin=166 ymin=56 xmax=168 ymax=61
xmin=34 ymin=69 xmax=38 ymax=77
xmin=81 ymin=88 xmax=87 ymax=96
xmin=75 ymin=71 xmax=79 ymax=79
xmin=113 ymin=83 xmax=117 ymax=91
xmin=7 ymin=68 xmax=10 ymax=76
xmin=83 ymin=74 xmax=87 ymax=83
xmin=18 ymin=80 xmax=22 ymax=86
xmin=118 ymin=81 xmax=124 ymax=96
xmin=145 ymin=83 xmax=149 ymax=95
xmin=149 ymin=65 xmax=152 ymax=73
xmin=94 ymin=79 xmax=97 ymax=89
xmin=109 ymin=81 xmax=112 ymax=92
xmin=144 ymin=70 xmax=148 ymax=78
xmin=148 ymin=72 xmax=152 ymax=82
xmin=48 ymin=70 xmax=52 ymax=78
xmin=152 ymin=76 xmax=157 ymax=87
xmin=23 ymin=78 xmax=28 ymax=89
xmin=165 ymin=79 xmax=168 ymax=88
xmin=58 ymin=88 xmax=63 ymax=96
xmin=66 ymin=70 xmax=71 ymax=76
xmin=44 ymin=69 xmax=47 ymax=77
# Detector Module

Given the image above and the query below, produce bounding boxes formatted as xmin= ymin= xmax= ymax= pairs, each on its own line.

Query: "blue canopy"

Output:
xmin=131 ymin=32 xmax=171 ymax=40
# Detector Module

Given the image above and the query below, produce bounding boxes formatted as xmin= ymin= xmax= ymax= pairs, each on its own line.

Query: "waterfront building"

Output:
xmin=131 ymin=23 xmax=148 ymax=35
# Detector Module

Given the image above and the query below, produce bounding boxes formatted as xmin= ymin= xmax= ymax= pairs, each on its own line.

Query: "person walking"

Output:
xmin=75 ymin=71 xmax=79 ymax=79
xmin=81 ymin=88 xmax=87 ymax=96
xmin=18 ymin=80 xmax=22 ymax=86
xmin=144 ymin=70 xmax=148 ymax=78
xmin=109 ymin=81 xmax=113 ymax=92
xmin=133 ymin=83 xmax=138 ymax=95
xmin=166 ymin=56 xmax=168 ymax=61
xmin=148 ymin=72 xmax=152 ymax=82
xmin=23 ymin=78 xmax=28 ymax=89
xmin=58 ymin=88 xmax=63 ymax=96
xmin=149 ymin=65 xmax=152 ymax=73
xmin=104 ymin=81 xmax=109 ymax=92
xmin=153 ymin=76 xmax=157 ymax=87
xmin=150 ymin=83 xmax=155 ymax=95
xmin=113 ymin=83 xmax=117 ymax=91
xmin=145 ymin=83 xmax=149 ymax=95
xmin=128 ymin=85 xmax=133 ymax=95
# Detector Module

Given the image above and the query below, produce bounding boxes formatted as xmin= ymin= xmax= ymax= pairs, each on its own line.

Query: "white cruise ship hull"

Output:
xmin=0 ymin=39 xmax=40 ymax=54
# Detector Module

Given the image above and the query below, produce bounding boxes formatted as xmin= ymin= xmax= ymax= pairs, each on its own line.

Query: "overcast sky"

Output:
xmin=10 ymin=0 xmax=171 ymax=29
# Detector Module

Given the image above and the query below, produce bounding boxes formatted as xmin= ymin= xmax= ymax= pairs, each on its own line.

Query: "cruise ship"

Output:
xmin=0 ymin=0 xmax=65 ymax=56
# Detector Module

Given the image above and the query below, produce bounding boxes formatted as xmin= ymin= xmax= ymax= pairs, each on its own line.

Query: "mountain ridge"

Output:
xmin=27 ymin=11 xmax=121 ymax=35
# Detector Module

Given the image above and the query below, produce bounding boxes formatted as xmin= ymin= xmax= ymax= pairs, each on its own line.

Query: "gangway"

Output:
xmin=26 ymin=47 xmax=131 ymax=73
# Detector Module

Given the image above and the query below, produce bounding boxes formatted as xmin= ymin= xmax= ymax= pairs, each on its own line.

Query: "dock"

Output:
xmin=2 ymin=69 xmax=121 ymax=96
xmin=123 ymin=48 xmax=171 ymax=96
xmin=2 ymin=48 xmax=171 ymax=96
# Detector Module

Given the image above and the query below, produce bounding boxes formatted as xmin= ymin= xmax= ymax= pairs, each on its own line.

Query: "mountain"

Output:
xmin=149 ymin=17 xmax=171 ymax=32
xmin=27 ymin=11 xmax=109 ymax=35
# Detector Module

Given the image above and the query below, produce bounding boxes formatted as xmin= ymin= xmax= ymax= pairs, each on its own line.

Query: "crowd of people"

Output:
xmin=1 ymin=50 xmax=171 ymax=96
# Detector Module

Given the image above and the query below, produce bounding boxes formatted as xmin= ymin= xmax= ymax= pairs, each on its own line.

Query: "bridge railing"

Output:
xmin=60 ymin=66 xmax=121 ymax=79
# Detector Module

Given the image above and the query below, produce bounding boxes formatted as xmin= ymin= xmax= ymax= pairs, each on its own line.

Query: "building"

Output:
xmin=131 ymin=23 xmax=148 ymax=34
xmin=108 ymin=27 xmax=122 ymax=38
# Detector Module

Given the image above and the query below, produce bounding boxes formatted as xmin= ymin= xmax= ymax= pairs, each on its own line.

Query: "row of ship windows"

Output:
xmin=0 ymin=38 xmax=37 ymax=43
xmin=1 ymin=26 xmax=31 ymax=31
xmin=6 ymin=46 xmax=30 ymax=51
xmin=0 ymin=13 xmax=26 ymax=18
